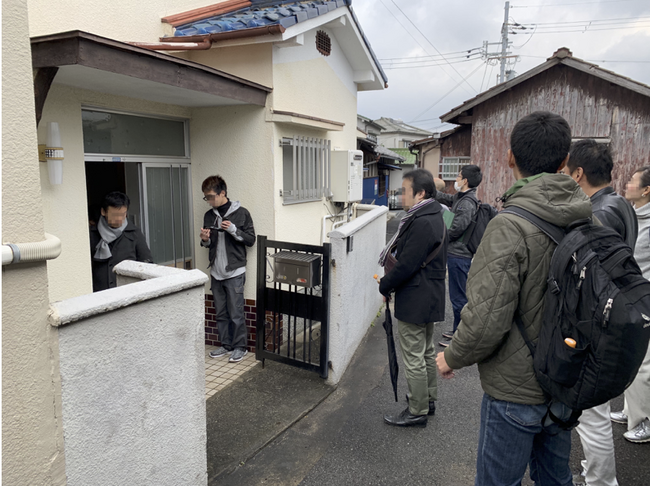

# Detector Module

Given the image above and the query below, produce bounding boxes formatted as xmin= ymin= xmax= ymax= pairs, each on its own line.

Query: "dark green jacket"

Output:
xmin=444 ymin=173 xmax=592 ymax=404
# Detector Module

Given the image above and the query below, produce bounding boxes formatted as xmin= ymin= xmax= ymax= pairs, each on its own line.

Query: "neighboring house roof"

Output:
xmin=390 ymin=148 xmax=416 ymax=165
xmin=357 ymin=137 xmax=405 ymax=162
xmin=163 ymin=0 xmax=387 ymax=88
xmin=409 ymin=133 xmax=440 ymax=148
xmin=440 ymin=47 xmax=650 ymax=124
xmin=374 ymin=117 xmax=432 ymax=136
xmin=357 ymin=114 xmax=384 ymax=132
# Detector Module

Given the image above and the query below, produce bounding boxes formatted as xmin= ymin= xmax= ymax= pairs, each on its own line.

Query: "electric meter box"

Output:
xmin=272 ymin=251 xmax=321 ymax=288
xmin=331 ymin=150 xmax=364 ymax=203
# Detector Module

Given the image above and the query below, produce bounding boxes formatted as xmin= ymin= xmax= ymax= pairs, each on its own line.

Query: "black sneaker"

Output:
xmin=439 ymin=337 xmax=451 ymax=347
xmin=442 ymin=330 xmax=454 ymax=339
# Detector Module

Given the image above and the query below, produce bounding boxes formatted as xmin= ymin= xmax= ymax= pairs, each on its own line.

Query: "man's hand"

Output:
xmin=200 ymin=227 xmax=211 ymax=242
xmin=221 ymin=220 xmax=231 ymax=231
xmin=436 ymin=351 xmax=455 ymax=379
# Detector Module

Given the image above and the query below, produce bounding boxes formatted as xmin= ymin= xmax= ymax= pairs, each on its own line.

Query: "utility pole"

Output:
xmin=499 ymin=1 xmax=510 ymax=84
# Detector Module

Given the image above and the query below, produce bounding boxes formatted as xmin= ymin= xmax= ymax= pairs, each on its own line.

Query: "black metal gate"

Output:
xmin=255 ymin=236 xmax=330 ymax=378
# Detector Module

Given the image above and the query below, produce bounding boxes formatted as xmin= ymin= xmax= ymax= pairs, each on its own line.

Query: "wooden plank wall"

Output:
xmin=466 ymin=64 xmax=650 ymax=206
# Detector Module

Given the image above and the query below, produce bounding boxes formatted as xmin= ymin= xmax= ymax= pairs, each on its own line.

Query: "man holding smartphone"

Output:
xmin=200 ymin=175 xmax=256 ymax=363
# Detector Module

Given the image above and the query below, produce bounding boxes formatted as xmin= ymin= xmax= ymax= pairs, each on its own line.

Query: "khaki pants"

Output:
xmin=397 ymin=319 xmax=437 ymax=416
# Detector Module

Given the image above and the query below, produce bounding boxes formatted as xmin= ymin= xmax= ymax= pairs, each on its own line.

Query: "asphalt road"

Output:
xmin=218 ymin=290 xmax=650 ymax=486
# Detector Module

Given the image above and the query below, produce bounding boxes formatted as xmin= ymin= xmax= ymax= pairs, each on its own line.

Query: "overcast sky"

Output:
xmin=352 ymin=0 xmax=650 ymax=133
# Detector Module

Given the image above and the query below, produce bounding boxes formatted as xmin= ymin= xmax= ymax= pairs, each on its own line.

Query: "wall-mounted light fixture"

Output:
xmin=38 ymin=122 xmax=64 ymax=185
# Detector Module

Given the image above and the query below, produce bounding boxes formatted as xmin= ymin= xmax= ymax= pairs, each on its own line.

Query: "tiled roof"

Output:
xmin=390 ymin=148 xmax=417 ymax=165
xmin=174 ymin=0 xmax=347 ymax=37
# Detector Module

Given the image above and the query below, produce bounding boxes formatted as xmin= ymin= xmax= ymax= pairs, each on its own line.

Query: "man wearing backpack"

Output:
xmin=433 ymin=165 xmax=482 ymax=348
xmin=436 ymin=112 xmax=592 ymax=485
xmin=561 ymin=139 xmax=639 ymax=486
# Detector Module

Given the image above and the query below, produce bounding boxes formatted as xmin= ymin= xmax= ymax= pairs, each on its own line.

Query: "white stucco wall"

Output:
xmin=51 ymin=263 xmax=208 ymax=485
xmin=39 ymin=84 xmax=192 ymax=302
xmin=327 ymin=206 xmax=387 ymax=384
xmin=27 ymin=0 xmax=221 ymax=40
xmin=2 ymin=0 xmax=67 ymax=483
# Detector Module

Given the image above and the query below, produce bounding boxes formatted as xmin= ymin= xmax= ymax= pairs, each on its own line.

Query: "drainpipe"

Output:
xmin=2 ymin=233 xmax=62 ymax=265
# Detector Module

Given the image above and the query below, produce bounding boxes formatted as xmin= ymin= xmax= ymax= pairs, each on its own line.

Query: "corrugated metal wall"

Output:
xmin=461 ymin=65 xmax=650 ymax=206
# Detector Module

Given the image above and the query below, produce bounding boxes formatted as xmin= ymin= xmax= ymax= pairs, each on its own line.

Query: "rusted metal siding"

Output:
xmin=467 ymin=64 xmax=650 ymax=206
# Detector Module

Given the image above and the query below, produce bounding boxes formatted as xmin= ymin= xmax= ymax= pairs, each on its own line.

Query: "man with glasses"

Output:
xmin=201 ymin=175 xmax=256 ymax=363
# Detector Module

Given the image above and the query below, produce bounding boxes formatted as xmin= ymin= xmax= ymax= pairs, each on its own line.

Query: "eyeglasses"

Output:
xmin=203 ymin=194 xmax=217 ymax=201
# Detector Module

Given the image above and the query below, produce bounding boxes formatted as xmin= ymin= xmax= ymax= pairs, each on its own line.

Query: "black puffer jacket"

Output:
xmin=380 ymin=201 xmax=447 ymax=324
xmin=590 ymin=186 xmax=638 ymax=251
xmin=90 ymin=222 xmax=153 ymax=292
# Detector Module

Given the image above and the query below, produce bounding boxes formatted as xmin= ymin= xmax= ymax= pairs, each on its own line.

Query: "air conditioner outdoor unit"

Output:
xmin=331 ymin=150 xmax=363 ymax=203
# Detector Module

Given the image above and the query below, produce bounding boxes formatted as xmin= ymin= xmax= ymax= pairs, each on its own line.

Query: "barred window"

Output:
xmin=281 ymin=136 xmax=331 ymax=204
xmin=439 ymin=157 xmax=471 ymax=180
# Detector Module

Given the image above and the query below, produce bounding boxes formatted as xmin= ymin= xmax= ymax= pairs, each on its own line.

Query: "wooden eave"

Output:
xmin=30 ymin=30 xmax=272 ymax=106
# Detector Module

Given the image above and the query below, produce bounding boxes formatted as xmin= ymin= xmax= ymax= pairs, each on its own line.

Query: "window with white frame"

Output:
xmin=439 ymin=156 xmax=471 ymax=180
xmin=281 ymin=136 xmax=331 ymax=204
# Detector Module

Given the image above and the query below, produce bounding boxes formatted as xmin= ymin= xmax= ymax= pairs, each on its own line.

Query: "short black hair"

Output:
xmin=202 ymin=175 xmax=228 ymax=196
xmin=567 ymin=139 xmax=613 ymax=186
xmin=403 ymin=168 xmax=436 ymax=199
xmin=510 ymin=111 xmax=571 ymax=177
xmin=460 ymin=164 xmax=483 ymax=188
xmin=102 ymin=191 xmax=130 ymax=211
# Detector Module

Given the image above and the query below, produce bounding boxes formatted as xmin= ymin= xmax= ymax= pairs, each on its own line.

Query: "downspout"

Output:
xmin=2 ymin=233 xmax=62 ymax=265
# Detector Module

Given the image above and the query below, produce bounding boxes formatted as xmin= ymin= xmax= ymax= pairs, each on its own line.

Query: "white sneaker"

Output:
xmin=623 ymin=418 xmax=650 ymax=443
xmin=610 ymin=410 xmax=628 ymax=424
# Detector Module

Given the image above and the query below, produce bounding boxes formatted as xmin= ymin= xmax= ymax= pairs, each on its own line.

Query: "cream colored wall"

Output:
xmin=27 ymin=0 xmax=224 ymax=40
xmin=271 ymin=30 xmax=360 ymax=246
xmin=190 ymin=104 xmax=275 ymax=298
xmin=422 ymin=146 xmax=441 ymax=177
xmin=2 ymin=0 xmax=66 ymax=483
xmin=39 ymin=84 xmax=191 ymax=302
xmin=186 ymin=44 xmax=274 ymax=89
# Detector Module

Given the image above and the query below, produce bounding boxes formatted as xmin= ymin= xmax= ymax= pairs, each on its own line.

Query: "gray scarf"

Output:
xmin=94 ymin=215 xmax=128 ymax=260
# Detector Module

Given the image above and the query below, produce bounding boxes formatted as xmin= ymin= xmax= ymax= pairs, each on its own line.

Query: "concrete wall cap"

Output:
xmin=329 ymin=205 xmax=388 ymax=239
xmin=49 ymin=262 xmax=208 ymax=327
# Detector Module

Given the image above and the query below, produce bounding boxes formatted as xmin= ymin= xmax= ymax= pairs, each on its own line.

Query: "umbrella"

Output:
xmin=383 ymin=296 xmax=399 ymax=402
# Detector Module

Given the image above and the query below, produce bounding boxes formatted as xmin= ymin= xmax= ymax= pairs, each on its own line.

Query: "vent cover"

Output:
xmin=316 ymin=30 xmax=331 ymax=56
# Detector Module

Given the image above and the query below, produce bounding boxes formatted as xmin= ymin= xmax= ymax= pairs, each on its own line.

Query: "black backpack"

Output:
xmin=503 ymin=206 xmax=650 ymax=429
xmin=462 ymin=199 xmax=499 ymax=254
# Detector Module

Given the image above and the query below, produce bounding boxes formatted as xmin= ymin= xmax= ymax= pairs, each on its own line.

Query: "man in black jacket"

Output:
xmin=379 ymin=169 xmax=447 ymax=427
xmin=561 ymin=138 xmax=638 ymax=486
xmin=90 ymin=191 xmax=152 ymax=292
xmin=433 ymin=165 xmax=482 ymax=347
xmin=201 ymin=175 xmax=256 ymax=363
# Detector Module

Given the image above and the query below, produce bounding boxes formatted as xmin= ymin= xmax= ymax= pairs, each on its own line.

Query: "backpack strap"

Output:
xmin=514 ymin=313 xmax=537 ymax=358
xmin=421 ymin=225 xmax=447 ymax=268
xmin=501 ymin=206 xmax=565 ymax=244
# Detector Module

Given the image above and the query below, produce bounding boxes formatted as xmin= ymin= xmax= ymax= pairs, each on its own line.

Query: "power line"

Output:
xmin=379 ymin=47 xmax=483 ymax=61
xmin=376 ymin=0 xmax=476 ymax=96
xmin=512 ymin=24 xmax=650 ymax=34
xmin=519 ymin=55 xmax=650 ymax=63
xmin=410 ymin=61 xmax=486 ymax=123
xmin=388 ymin=0 xmax=479 ymax=94
xmin=383 ymin=58 xmax=482 ymax=70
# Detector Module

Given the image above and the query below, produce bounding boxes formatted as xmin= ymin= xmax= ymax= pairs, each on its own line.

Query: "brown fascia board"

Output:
xmin=162 ymin=0 xmax=252 ymax=27
xmin=159 ymin=24 xmax=286 ymax=43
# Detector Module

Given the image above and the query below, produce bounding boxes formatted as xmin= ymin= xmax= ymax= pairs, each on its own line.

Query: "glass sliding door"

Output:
xmin=141 ymin=163 xmax=194 ymax=269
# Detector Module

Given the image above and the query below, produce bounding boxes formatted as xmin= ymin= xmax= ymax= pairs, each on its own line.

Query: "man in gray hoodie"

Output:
xmin=201 ymin=175 xmax=256 ymax=363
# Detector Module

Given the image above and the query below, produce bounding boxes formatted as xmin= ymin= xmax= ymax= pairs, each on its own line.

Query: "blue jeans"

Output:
xmin=211 ymin=273 xmax=247 ymax=350
xmin=448 ymin=255 xmax=472 ymax=332
xmin=476 ymin=394 xmax=572 ymax=486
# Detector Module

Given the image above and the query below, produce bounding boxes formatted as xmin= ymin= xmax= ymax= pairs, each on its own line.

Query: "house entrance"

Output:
xmin=82 ymin=108 xmax=194 ymax=269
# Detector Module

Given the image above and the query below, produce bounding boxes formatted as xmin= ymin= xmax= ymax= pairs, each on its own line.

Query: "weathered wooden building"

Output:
xmin=438 ymin=47 xmax=650 ymax=205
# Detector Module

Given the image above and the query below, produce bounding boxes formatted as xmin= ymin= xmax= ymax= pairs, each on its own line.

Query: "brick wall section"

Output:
xmin=204 ymin=295 xmax=281 ymax=352
xmin=204 ymin=295 xmax=257 ymax=352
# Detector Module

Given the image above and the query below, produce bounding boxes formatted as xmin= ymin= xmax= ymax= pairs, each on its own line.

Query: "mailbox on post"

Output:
xmin=272 ymin=251 xmax=321 ymax=288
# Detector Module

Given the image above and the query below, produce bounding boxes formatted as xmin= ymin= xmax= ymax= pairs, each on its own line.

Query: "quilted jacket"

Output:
xmin=444 ymin=173 xmax=592 ymax=404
